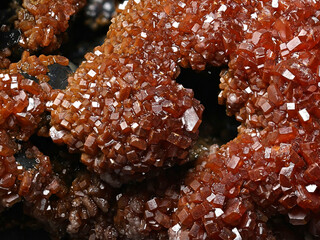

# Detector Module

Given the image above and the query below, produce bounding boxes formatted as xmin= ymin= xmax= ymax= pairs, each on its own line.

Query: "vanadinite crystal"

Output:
xmin=2 ymin=0 xmax=320 ymax=239
xmin=0 ymin=129 xmax=67 ymax=214
xmin=0 ymin=51 xmax=70 ymax=140
xmin=49 ymin=0 xmax=206 ymax=185
xmin=24 ymin=171 xmax=117 ymax=239
xmin=0 ymin=52 xmax=71 ymax=215
xmin=15 ymin=0 xmax=87 ymax=51
xmin=114 ymin=167 xmax=186 ymax=239
xmin=167 ymin=0 xmax=320 ymax=239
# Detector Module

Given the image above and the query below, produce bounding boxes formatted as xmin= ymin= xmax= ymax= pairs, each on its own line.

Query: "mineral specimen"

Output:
xmin=15 ymin=0 xmax=87 ymax=51
xmin=0 ymin=0 xmax=86 ymax=69
xmin=168 ymin=0 xmax=320 ymax=239
xmin=0 ymin=132 xmax=66 ymax=214
xmin=0 ymin=51 xmax=70 ymax=140
xmin=49 ymin=0 xmax=205 ymax=185
xmin=2 ymin=0 xmax=320 ymax=239
xmin=114 ymin=167 xmax=187 ymax=239
xmin=25 ymin=171 xmax=117 ymax=239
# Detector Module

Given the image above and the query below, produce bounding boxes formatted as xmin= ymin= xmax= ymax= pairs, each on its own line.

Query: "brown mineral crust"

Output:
xmin=14 ymin=0 xmax=87 ymax=52
xmin=218 ymin=4 xmax=320 ymax=128
xmin=16 ymin=145 xmax=68 ymax=205
xmin=49 ymin=0 xmax=231 ymax=185
xmin=0 ymin=51 xmax=71 ymax=213
xmin=106 ymin=0 xmax=254 ymax=69
xmin=0 ymin=132 xmax=66 ymax=214
xmin=24 ymin=171 xmax=117 ymax=239
xmin=0 ymin=51 xmax=69 ymax=140
xmin=3 ymin=0 xmax=320 ymax=238
xmin=169 ymin=1 xmax=320 ymax=239
xmin=113 ymin=167 xmax=187 ymax=239
xmin=172 ymin=127 xmax=320 ymax=239
xmin=0 ymin=130 xmax=21 ymax=211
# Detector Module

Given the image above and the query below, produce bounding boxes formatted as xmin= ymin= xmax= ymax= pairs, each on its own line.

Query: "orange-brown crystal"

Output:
xmin=49 ymin=0 xmax=206 ymax=184
xmin=168 ymin=0 xmax=320 ymax=239
xmin=15 ymin=0 xmax=87 ymax=51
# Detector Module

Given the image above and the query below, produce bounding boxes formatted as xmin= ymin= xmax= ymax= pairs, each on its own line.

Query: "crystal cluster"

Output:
xmin=49 ymin=0 xmax=205 ymax=185
xmin=168 ymin=0 xmax=320 ymax=239
xmin=15 ymin=0 xmax=87 ymax=51
xmin=0 ymin=0 xmax=86 ymax=69
xmin=2 ymin=0 xmax=320 ymax=239
xmin=0 ymin=131 xmax=66 ymax=214
xmin=25 ymin=172 xmax=117 ymax=239
xmin=114 ymin=167 xmax=185 ymax=239
xmin=0 ymin=52 xmax=72 ymax=214
xmin=0 ymin=51 xmax=69 ymax=140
